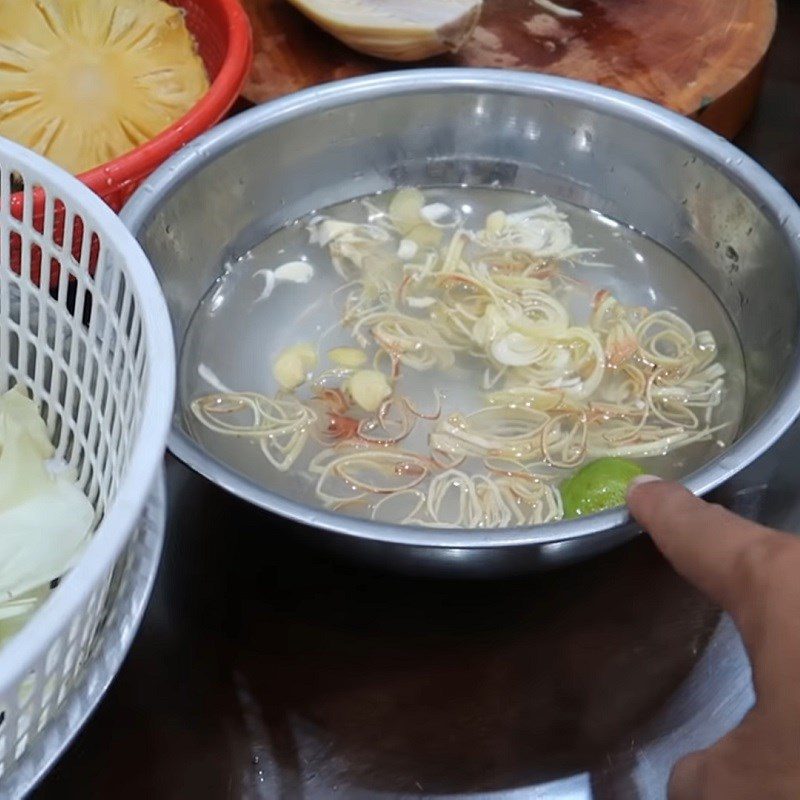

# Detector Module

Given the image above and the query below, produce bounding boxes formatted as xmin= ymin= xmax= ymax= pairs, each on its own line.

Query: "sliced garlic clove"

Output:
xmin=273 ymin=356 xmax=306 ymax=391
xmin=345 ymin=369 xmax=392 ymax=412
xmin=285 ymin=0 xmax=483 ymax=61
xmin=328 ymin=347 xmax=368 ymax=368
xmin=389 ymin=188 xmax=426 ymax=233
xmin=484 ymin=209 xmax=507 ymax=236
xmin=406 ymin=224 xmax=444 ymax=248
xmin=273 ymin=343 xmax=318 ymax=390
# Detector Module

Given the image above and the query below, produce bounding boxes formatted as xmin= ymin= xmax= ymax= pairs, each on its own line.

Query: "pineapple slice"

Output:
xmin=0 ymin=0 xmax=209 ymax=175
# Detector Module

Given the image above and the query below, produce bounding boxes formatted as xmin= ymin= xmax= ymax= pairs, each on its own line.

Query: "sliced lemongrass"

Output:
xmin=441 ymin=230 xmax=467 ymax=272
xmin=357 ymin=397 xmax=415 ymax=444
xmin=403 ymin=389 xmax=443 ymax=420
xmin=316 ymin=450 xmax=430 ymax=502
xmin=432 ymin=405 xmax=550 ymax=461
xmin=191 ymin=392 xmax=317 ymax=471
xmin=371 ymin=489 xmax=427 ymax=524
xmin=259 ymin=426 xmax=312 ymax=471
xmin=636 ymin=310 xmax=695 ymax=367
xmin=191 ymin=392 xmax=314 ymax=436
xmin=424 ymin=469 xmax=482 ymax=527
xmin=356 ymin=312 xmax=454 ymax=371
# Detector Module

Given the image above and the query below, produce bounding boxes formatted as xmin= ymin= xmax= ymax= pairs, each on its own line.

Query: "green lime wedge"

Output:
xmin=561 ymin=457 xmax=645 ymax=518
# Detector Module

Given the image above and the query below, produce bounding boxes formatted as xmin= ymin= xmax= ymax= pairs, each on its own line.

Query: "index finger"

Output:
xmin=628 ymin=478 xmax=800 ymax=708
xmin=626 ymin=478 xmax=776 ymax=617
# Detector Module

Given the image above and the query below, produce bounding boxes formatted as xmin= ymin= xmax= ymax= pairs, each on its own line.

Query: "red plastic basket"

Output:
xmin=9 ymin=0 xmax=252 ymax=285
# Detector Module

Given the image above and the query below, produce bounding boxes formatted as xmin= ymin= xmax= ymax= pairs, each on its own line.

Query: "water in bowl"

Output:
xmin=178 ymin=186 xmax=746 ymax=528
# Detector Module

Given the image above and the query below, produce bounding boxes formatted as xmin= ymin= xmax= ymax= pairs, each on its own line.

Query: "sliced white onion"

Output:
xmin=534 ymin=0 xmax=582 ymax=17
xmin=0 ymin=387 xmax=93 ymax=604
xmin=421 ymin=203 xmax=453 ymax=222
xmin=406 ymin=296 xmax=437 ymax=309
xmin=491 ymin=332 xmax=543 ymax=366
xmin=397 ymin=238 xmax=418 ymax=260
xmin=274 ymin=261 xmax=315 ymax=283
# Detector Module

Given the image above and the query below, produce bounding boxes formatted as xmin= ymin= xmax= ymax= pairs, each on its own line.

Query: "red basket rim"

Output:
xmin=76 ymin=0 xmax=252 ymax=195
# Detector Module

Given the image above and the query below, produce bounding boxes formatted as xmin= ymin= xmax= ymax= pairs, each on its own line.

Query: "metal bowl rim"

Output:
xmin=122 ymin=68 xmax=800 ymax=550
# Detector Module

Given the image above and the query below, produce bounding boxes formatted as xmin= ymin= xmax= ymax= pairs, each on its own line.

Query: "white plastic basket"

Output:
xmin=0 ymin=137 xmax=174 ymax=781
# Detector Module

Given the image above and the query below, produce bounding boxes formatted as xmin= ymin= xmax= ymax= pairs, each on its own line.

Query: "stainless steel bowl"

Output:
xmin=122 ymin=69 xmax=800 ymax=577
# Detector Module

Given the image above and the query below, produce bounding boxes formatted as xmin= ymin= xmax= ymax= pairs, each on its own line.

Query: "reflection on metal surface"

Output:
xmin=598 ymin=483 xmax=765 ymax=799
xmin=440 ymin=774 xmax=594 ymax=799
xmin=619 ymin=618 xmax=753 ymax=800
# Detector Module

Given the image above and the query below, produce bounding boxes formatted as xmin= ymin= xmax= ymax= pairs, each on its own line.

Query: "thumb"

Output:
xmin=626 ymin=478 xmax=775 ymax=619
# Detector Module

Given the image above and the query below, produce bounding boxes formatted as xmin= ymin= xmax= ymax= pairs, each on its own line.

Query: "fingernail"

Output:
xmin=627 ymin=474 xmax=661 ymax=498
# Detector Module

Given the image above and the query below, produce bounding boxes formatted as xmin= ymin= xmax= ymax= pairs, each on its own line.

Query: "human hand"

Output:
xmin=627 ymin=477 xmax=800 ymax=800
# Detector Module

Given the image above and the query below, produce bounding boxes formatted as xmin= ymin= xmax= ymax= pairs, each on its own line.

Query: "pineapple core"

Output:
xmin=0 ymin=0 xmax=209 ymax=175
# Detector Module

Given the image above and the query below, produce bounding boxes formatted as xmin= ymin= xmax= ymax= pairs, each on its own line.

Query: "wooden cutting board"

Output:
xmin=242 ymin=0 xmax=776 ymax=139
